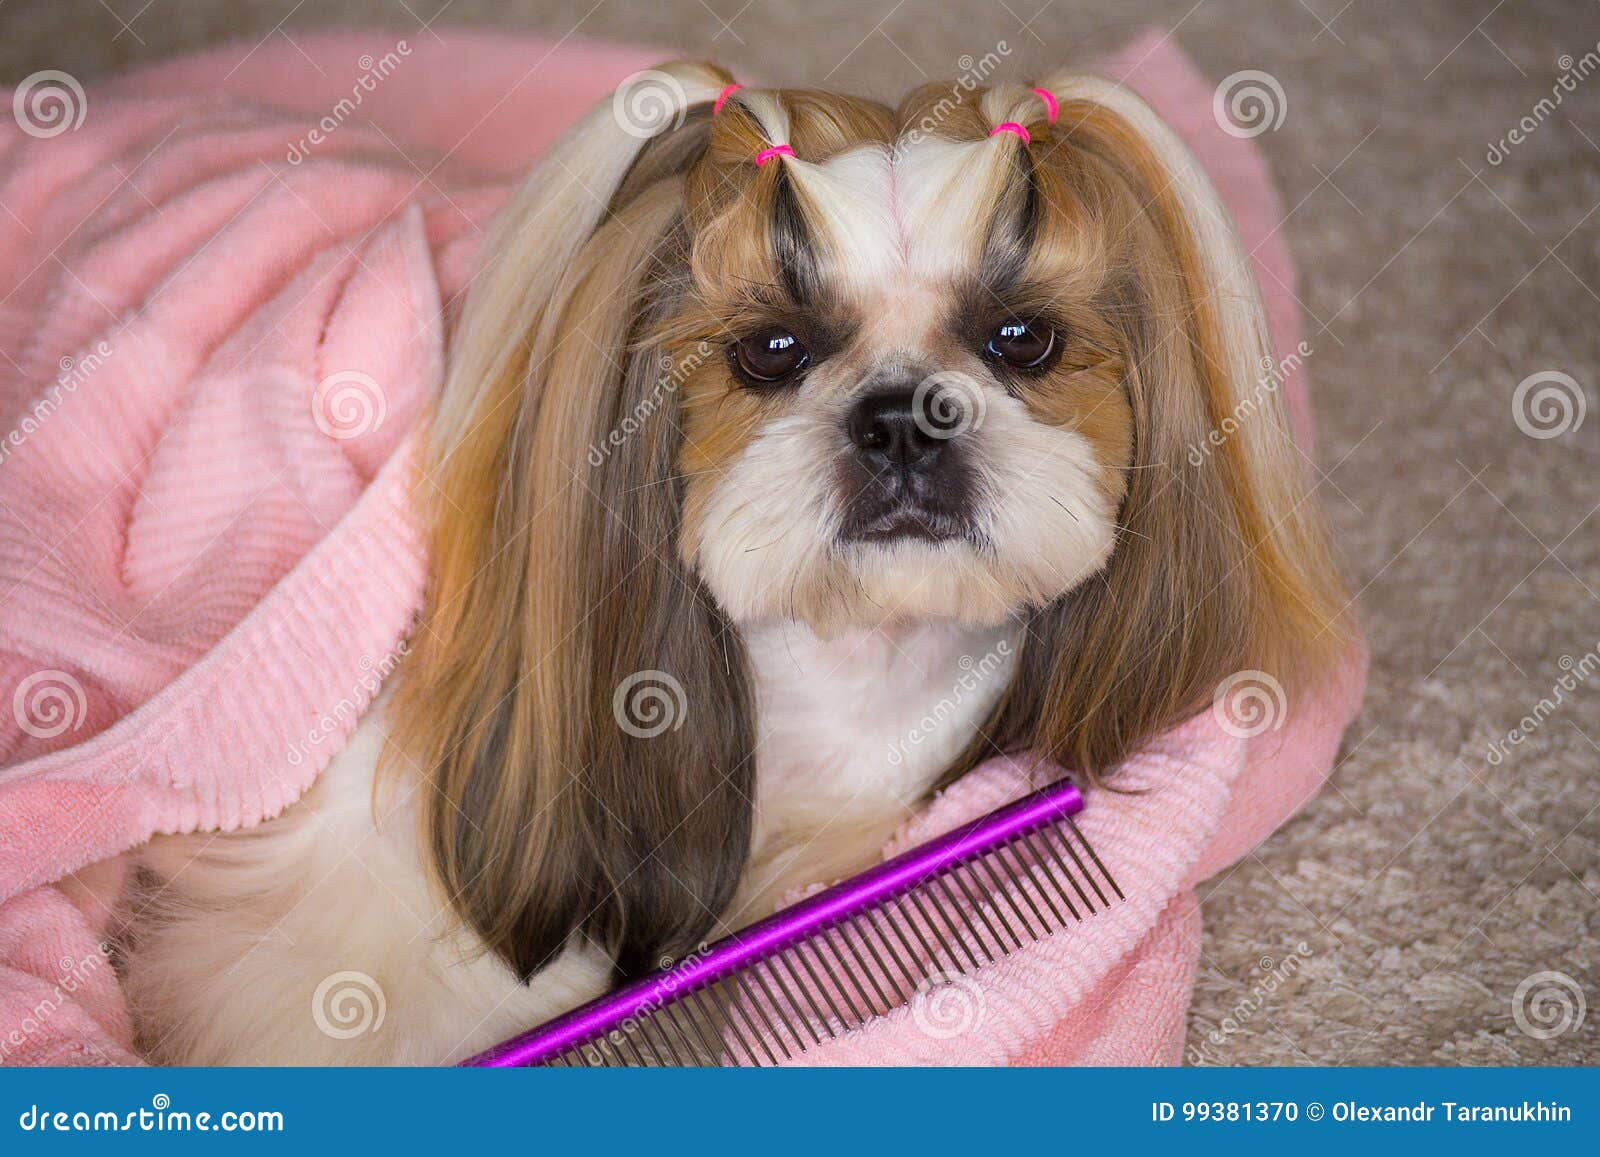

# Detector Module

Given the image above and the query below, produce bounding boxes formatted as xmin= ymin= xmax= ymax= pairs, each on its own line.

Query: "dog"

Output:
xmin=123 ymin=61 xmax=1347 ymax=1065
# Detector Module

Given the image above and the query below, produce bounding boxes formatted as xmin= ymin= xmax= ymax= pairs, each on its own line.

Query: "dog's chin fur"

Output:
xmin=786 ymin=533 xmax=1112 ymax=633
xmin=834 ymin=542 xmax=1038 ymax=630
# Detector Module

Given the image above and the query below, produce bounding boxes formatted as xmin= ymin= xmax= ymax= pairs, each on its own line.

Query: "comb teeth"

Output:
xmin=529 ymin=815 xmax=1121 ymax=1067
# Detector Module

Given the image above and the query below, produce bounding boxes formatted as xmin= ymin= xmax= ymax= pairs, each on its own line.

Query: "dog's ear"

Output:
xmin=389 ymin=62 xmax=757 ymax=982
xmin=950 ymin=75 xmax=1351 ymax=783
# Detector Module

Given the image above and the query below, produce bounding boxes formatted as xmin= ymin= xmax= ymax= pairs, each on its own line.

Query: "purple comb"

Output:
xmin=464 ymin=776 xmax=1119 ymax=1067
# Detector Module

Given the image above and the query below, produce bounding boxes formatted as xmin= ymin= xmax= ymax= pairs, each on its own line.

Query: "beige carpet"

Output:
xmin=3 ymin=0 xmax=1596 ymax=1064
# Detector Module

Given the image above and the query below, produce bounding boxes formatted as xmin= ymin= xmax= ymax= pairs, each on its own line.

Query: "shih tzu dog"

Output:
xmin=124 ymin=62 xmax=1347 ymax=1064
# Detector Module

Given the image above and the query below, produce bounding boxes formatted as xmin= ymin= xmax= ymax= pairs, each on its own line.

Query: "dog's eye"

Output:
xmin=732 ymin=328 xmax=809 ymax=384
xmin=984 ymin=320 xmax=1056 ymax=369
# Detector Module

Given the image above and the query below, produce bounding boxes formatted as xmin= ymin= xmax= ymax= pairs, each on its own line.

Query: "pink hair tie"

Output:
xmin=754 ymin=143 xmax=794 ymax=167
xmin=989 ymin=122 xmax=1030 ymax=145
xmin=713 ymin=83 xmax=743 ymax=116
xmin=1030 ymin=86 xmax=1059 ymax=124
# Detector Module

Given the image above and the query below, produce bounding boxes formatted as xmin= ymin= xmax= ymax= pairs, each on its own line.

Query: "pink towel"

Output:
xmin=0 ymin=29 xmax=1364 ymax=1066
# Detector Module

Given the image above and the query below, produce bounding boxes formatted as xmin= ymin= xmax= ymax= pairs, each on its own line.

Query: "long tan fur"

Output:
xmin=389 ymin=63 xmax=1351 ymax=987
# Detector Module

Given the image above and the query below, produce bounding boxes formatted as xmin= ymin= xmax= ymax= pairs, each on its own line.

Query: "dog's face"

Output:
xmin=398 ymin=68 xmax=1350 ymax=982
xmin=675 ymin=138 xmax=1133 ymax=630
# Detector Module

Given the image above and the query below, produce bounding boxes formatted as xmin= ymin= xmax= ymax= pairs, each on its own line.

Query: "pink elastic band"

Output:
xmin=713 ymin=83 xmax=743 ymax=116
xmin=1030 ymin=86 xmax=1059 ymax=123
xmin=990 ymin=122 xmax=1030 ymax=145
xmin=754 ymin=144 xmax=794 ymax=167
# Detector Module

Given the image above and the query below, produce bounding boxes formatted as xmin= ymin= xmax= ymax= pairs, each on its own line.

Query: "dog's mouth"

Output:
xmin=833 ymin=426 xmax=987 ymax=547
xmin=843 ymin=503 xmax=971 ymax=544
xmin=837 ymin=467 xmax=980 ymax=546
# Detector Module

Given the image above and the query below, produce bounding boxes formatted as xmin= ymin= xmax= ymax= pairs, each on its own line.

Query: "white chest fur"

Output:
xmin=737 ymin=619 xmax=1016 ymax=914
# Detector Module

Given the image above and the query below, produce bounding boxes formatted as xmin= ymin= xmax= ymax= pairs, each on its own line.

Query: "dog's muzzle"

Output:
xmin=837 ymin=387 xmax=979 ymax=544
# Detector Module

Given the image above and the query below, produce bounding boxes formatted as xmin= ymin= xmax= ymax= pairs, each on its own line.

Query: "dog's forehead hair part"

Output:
xmin=788 ymin=135 xmax=1011 ymax=307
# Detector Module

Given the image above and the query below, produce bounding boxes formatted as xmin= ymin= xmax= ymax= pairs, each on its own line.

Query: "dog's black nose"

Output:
xmin=846 ymin=389 xmax=954 ymax=470
xmin=838 ymin=385 xmax=977 ymax=543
